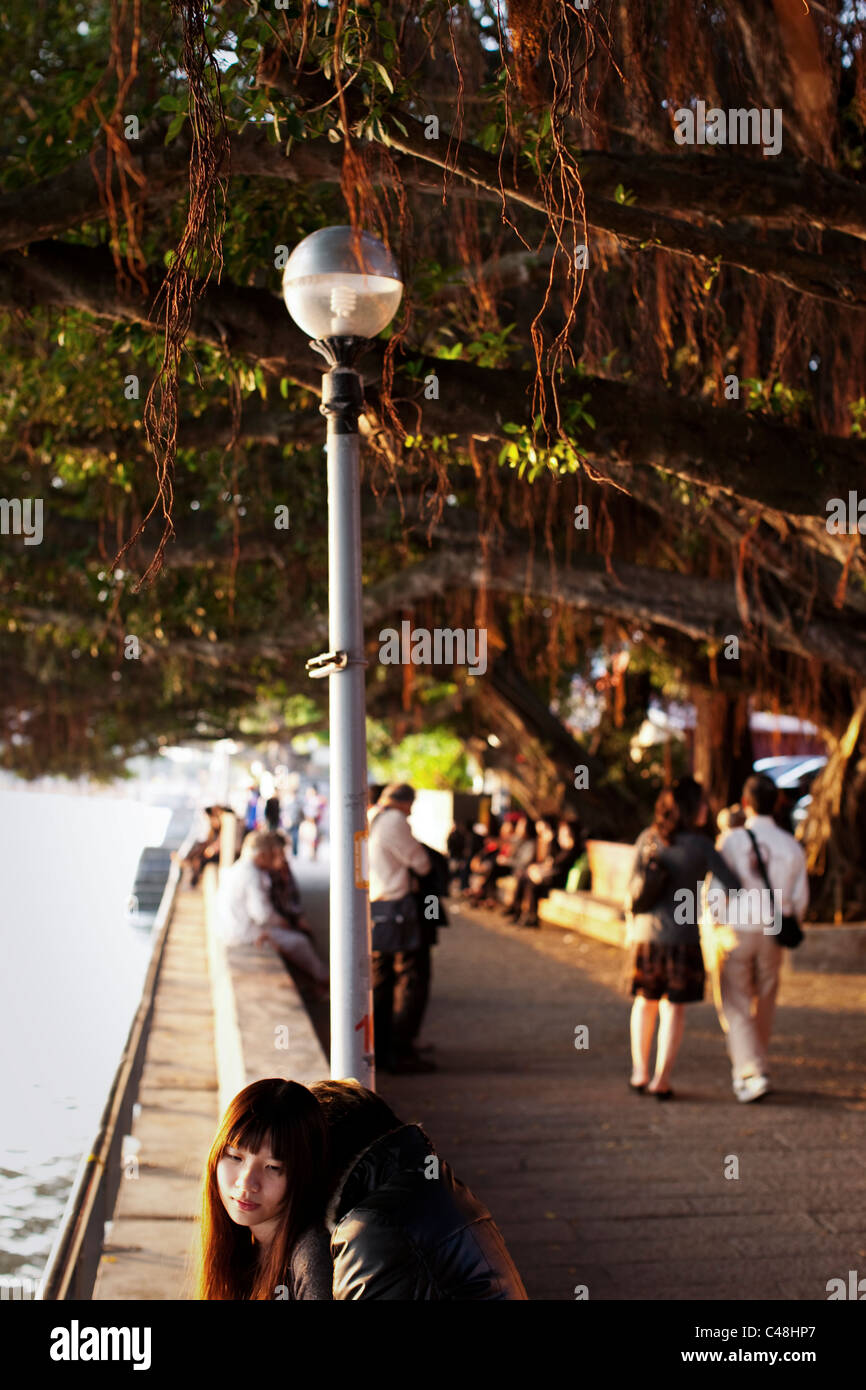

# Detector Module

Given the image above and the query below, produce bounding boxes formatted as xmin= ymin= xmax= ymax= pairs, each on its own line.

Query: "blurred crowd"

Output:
xmin=177 ymin=783 xmax=332 ymax=1001
xmin=446 ymin=811 xmax=589 ymax=928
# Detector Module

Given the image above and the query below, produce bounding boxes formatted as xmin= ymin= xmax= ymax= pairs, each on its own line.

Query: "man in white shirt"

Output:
xmin=713 ymin=774 xmax=809 ymax=1102
xmin=216 ymin=830 xmax=329 ymax=989
xmin=368 ymin=783 xmax=433 ymax=1074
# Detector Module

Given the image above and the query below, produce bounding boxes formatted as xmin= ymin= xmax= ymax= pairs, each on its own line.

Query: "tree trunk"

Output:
xmin=690 ymin=688 xmax=754 ymax=817
xmin=464 ymin=659 xmax=643 ymax=836
xmin=800 ymin=692 xmax=866 ymax=921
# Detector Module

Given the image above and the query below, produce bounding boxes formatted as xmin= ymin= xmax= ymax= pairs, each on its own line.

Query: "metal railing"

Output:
xmin=38 ymin=859 xmax=183 ymax=1300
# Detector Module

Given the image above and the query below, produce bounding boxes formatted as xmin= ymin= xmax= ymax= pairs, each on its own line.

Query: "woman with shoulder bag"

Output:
xmin=625 ymin=778 xmax=740 ymax=1099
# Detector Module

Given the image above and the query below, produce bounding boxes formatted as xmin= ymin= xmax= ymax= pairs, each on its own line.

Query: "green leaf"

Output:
xmin=164 ymin=112 xmax=188 ymax=144
xmin=371 ymin=61 xmax=394 ymax=94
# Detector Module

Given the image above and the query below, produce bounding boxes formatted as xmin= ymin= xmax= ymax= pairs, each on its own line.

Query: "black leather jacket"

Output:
xmin=327 ymin=1124 xmax=528 ymax=1300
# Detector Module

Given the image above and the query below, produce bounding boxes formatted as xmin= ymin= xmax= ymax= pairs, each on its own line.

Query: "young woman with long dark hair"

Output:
xmin=198 ymin=1078 xmax=333 ymax=1300
xmin=626 ymin=777 xmax=739 ymax=1099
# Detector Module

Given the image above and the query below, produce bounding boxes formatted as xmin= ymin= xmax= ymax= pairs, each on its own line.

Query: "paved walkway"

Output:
xmin=372 ymin=901 xmax=866 ymax=1302
xmin=94 ymin=887 xmax=219 ymax=1299
xmin=95 ymin=853 xmax=866 ymax=1303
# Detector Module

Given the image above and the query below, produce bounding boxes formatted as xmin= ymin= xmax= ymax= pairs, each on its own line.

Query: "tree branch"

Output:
xmin=3 ymin=240 xmax=864 ymax=522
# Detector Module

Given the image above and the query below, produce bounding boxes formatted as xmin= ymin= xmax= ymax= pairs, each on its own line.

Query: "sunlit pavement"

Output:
xmin=292 ymin=855 xmax=866 ymax=1302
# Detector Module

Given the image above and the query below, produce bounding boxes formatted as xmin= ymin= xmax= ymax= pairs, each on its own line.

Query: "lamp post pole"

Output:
xmin=310 ymin=337 xmax=374 ymax=1085
xmin=282 ymin=225 xmax=403 ymax=1089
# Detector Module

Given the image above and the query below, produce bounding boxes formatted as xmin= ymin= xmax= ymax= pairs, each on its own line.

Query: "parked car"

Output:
xmin=753 ymin=754 xmax=827 ymax=830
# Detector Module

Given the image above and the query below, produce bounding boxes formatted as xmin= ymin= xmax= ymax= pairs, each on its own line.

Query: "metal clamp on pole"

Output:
xmin=306 ymin=650 xmax=349 ymax=679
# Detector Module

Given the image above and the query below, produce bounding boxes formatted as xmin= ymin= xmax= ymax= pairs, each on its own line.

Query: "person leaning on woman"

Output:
xmin=625 ymin=777 xmax=740 ymax=1099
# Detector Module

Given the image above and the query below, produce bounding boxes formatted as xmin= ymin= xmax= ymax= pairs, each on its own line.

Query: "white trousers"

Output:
xmin=713 ymin=929 xmax=782 ymax=1081
xmin=266 ymin=925 xmax=329 ymax=984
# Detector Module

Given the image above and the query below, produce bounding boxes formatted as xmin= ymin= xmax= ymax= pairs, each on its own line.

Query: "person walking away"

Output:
xmin=314 ymin=791 xmax=329 ymax=845
xmin=310 ymin=1080 xmax=528 ymax=1300
xmin=216 ymin=831 xmax=329 ymax=996
xmin=244 ymin=785 xmax=260 ymax=833
xmin=264 ymin=795 xmax=282 ymax=833
xmin=711 ymin=772 xmax=809 ymax=1102
xmin=297 ymin=813 xmax=319 ymax=861
xmin=287 ymin=794 xmax=304 ymax=857
xmin=626 ymin=778 xmax=740 ymax=1099
xmin=368 ymin=783 xmax=432 ymax=1074
xmin=717 ymin=804 xmax=746 ymax=836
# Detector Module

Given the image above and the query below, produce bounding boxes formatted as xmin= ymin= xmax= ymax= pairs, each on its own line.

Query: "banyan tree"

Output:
xmin=1 ymin=1 xmax=865 ymax=916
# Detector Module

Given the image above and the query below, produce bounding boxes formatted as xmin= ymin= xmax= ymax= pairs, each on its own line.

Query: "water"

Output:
xmin=0 ymin=789 xmax=173 ymax=1283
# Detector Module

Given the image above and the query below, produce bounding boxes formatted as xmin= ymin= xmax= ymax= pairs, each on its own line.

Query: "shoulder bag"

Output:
xmin=626 ymin=839 xmax=669 ymax=916
xmin=745 ymin=829 xmax=804 ymax=949
xmin=370 ymin=892 xmax=422 ymax=953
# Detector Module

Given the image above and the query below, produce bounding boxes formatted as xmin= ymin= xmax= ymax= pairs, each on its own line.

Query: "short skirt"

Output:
xmin=629 ymin=941 xmax=705 ymax=1004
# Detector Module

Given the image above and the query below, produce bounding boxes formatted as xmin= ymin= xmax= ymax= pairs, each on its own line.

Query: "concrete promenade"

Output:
xmin=295 ymin=853 xmax=866 ymax=1300
xmin=377 ymin=902 xmax=866 ymax=1301
xmin=94 ymin=887 xmax=219 ymax=1298
xmin=94 ymin=847 xmax=866 ymax=1301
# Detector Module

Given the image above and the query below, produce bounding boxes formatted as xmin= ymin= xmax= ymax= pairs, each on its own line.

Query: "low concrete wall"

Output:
xmin=203 ymin=868 xmax=329 ymax=1118
xmin=536 ymin=886 xmax=866 ymax=973
xmin=540 ymin=889 xmax=626 ymax=948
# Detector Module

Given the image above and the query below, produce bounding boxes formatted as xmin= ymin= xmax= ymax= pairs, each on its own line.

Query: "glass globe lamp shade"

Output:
xmin=282 ymin=226 xmax=403 ymax=339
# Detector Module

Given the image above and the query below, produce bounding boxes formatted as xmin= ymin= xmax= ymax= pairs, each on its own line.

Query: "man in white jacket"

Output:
xmin=369 ymin=783 xmax=432 ymax=1074
xmin=216 ymin=831 xmax=329 ymax=990
xmin=714 ymin=774 xmax=809 ymax=1102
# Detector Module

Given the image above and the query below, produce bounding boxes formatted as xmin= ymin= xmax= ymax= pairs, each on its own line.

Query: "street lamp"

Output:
xmin=282 ymin=226 xmax=403 ymax=1086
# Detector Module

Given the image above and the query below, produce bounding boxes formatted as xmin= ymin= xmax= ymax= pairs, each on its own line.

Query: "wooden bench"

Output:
xmin=538 ymin=839 xmax=635 ymax=947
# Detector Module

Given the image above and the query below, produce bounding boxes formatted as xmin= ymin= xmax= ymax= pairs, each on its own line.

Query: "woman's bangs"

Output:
xmin=224 ymin=1108 xmax=301 ymax=1163
xmin=224 ymin=1113 xmax=276 ymax=1159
